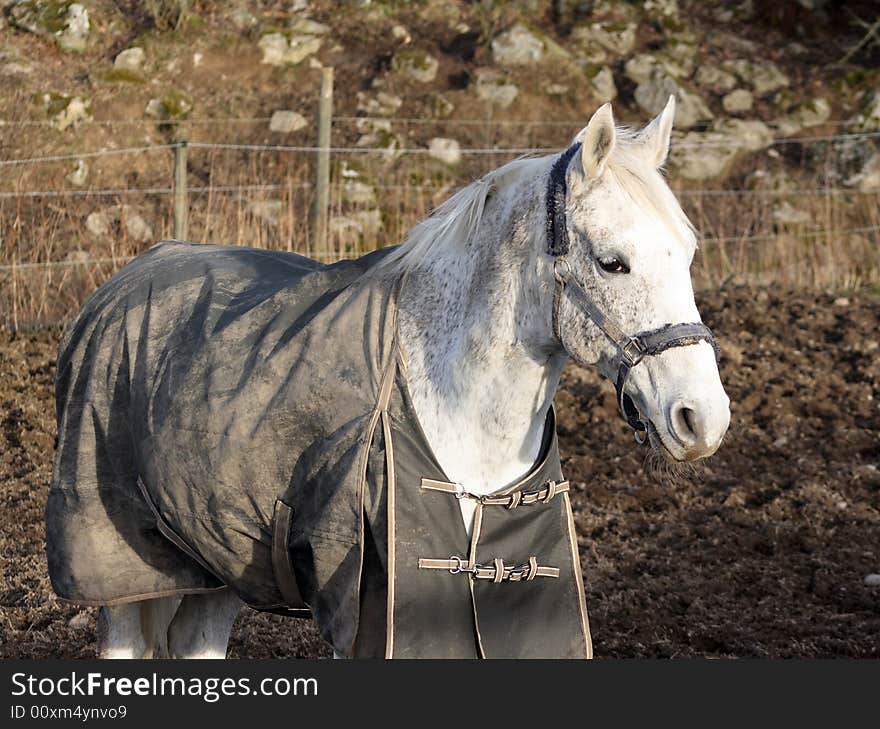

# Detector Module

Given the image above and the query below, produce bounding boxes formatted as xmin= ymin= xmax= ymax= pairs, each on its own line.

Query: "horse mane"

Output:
xmin=381 ymin=129 xmax=695 ymax=273
xmin=380 ymin=155 xmax=548 ymax=272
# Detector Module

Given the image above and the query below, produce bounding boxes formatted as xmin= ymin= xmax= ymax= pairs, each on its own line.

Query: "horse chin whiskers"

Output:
xmin=642 ymin=422 xmax=703 ymax=485
xmin=642 ymin=447 xmax=702 ymax=485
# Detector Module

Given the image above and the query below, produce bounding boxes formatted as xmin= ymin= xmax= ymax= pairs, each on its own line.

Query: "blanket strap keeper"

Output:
xmin=271 ymin=500 xmax=310 ymax=612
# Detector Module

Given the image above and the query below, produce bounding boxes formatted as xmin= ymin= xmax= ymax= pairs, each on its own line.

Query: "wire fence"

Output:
xmin=2 ymin=183 xmax=879 ymax=200
xmin=2 ymin=114 xmax=879 ymax=327
xmin=3 ymin=224 xmax=879 ymax=273
xmin=2 ymin=128 xmax=880 ymax=168
xmin=0 ymin=115 xmax=869 ymax=128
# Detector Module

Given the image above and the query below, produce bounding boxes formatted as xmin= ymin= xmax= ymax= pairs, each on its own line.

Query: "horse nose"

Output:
xmin=668 ymin=398 xmax=730 ymax=457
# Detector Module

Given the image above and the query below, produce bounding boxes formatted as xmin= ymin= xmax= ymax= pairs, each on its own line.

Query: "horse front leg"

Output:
xmin=98 ymin=596 xmax=181 ymax=658
xmin=166 ymin=590 xmax=243 ymax=658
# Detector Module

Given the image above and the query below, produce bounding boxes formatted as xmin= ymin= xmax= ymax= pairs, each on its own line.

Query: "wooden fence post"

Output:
xmin=312 ymin=67 xmax=334 ymax=252
xmin=173 ymin=127 xmax=189 ymax=241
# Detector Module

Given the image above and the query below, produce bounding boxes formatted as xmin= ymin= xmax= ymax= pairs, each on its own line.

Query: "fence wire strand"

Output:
xmin=2 ymin=127 xmax=879 ymax=167
xmin=2 ymin=184 xmax=878 ymax=199
xmin=0 ymin=115 xmax=867 ymax=128
xmin=3 ymin=224 xmax=878 ymax=273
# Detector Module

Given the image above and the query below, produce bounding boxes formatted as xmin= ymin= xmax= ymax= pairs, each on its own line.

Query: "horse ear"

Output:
xmin=579 ymin=103 xmax=616 ymax=179
xmin=639 ymin=95 xmax=676 ymax=167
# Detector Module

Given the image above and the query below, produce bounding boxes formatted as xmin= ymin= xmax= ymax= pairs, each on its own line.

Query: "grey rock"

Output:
xmin=355 ymin=127 xmax=405 ymax=159
xmin=625 ymin=50 xmax=693 ymax=85
xmin=642 ymin=0 xmax=679 ymax=18
xmin=428 ymin=137 xmax=461 ymax=166
xmin=122 ymin=207 xmax=153 ymax=243
xmin=845 ymin=153 xmax=880 ymax=192
xmin=670 ymin=119 xmax=773 ymax=180
xmin=269 ymin=110 xmax=308 ymax=134
xmin=722 ymin=89 xmax=754 ymax=114
xmin=356 ymin=91 xmax=402 ymax=117
xmin=258 ymin=32 xmax=322 ymax=66
xmin=145 ymin=98 xmax=164 ymax=119
xmin=474 ymin=68 xmax=519 ymax=108
xmin=588 ymin=65 xmax=617 ymax=103
xmin=713 ymin=118 xmax=775 ymax=150
xmin=492 ymin=23 xmax=545 ymax=66
xmin=392 ymin=50 xmax=439 ymax=83
xmin=355 ymin=117 xmax=391 ymax=136
xmin=864 ymin=574 xmax=880 ymax=587
xmin=635 ymin=70 xmax=713 ymax=130
xmin=775 ymin=97 xmax=831 ymax=137
xmin=85 ymin=211 xmax=111 ymax=237
xmin=571 ymin=21 xmax=637 ymax=61
xmin=289 ymin=18 xmax=329 ymax=36
xmin=114 ymin=47 xmax=145 ymax=72
xmin=695 ymin=64 xmax=738 ymax=93
xmin=9 ymin=1 xmax=90 ymax=52
xmin=723 ymin=59 xmax=789 ymax=96
xmin=43 ymin=94 xmax=92 ymax=130
xmin=624 ymin=54 xmax=656 ymax=85
xmin=392 ymin=24 xmax=411 ymax=43
xmin=57 ymin=2 xmax=88 ymax=52
xmin=82 ymin=205 xmax=154 ymax=245
xmin=661 ymin=40 xmax=698 ymax=78
xmin=66 ymin=159 xmax=88 ymax=187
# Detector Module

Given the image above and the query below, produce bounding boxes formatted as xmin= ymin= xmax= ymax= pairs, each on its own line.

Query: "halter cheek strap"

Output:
xmin=546 ymin=143 xmax=720 ymax=443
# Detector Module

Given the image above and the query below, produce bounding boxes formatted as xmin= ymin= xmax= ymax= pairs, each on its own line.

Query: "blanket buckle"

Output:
xmin=448 ymin=555 xmax=477 ymax=574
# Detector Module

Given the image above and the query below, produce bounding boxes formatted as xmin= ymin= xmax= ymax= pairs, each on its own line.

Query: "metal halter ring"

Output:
xmin=632 ymin=421 xmax=649 ymax=445
xmin=448 ymin=555 xmax=477 ymax=575
xmin=553 ymin=258 xmax=572 ymax=285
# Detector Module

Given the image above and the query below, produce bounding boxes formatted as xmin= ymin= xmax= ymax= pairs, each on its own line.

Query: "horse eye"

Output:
xmin=597 ymin=256 xmax=630 ymax=274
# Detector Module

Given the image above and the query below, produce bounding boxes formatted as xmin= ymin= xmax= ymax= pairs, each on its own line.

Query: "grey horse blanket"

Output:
xmin=47 ymin=241 xmax=592 ymax=658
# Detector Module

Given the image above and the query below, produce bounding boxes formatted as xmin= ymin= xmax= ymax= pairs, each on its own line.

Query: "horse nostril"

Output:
xmin=681 ymin=407 xmax=697 ymax=437
xmin=671 ymin=403 xmax=700 ymax=445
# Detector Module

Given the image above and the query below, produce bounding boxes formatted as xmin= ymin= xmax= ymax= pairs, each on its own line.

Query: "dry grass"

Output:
xmin=1 ymin=142 xmax=879 ymax=328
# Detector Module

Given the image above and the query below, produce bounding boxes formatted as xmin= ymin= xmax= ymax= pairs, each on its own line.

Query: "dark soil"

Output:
xmin=2 ymin=286 xmax=879 ymax=658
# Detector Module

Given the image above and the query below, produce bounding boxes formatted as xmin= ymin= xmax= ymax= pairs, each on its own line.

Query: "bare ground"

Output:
xmin=1 ymin=286 xmax=878 ymax=658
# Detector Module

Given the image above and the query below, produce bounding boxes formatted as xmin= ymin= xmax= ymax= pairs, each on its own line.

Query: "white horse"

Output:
xmin=94 ymin=97 xmax=729 ymax=658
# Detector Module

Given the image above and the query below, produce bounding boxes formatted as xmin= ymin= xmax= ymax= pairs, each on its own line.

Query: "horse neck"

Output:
xmin=397 ymin=172 xmax=566 ymax=496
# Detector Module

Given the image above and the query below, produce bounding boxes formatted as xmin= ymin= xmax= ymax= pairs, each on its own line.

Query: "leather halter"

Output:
xmin=546 ymin=142 xmax=719 ymax=443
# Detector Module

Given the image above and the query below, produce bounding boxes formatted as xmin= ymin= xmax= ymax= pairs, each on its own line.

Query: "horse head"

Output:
xmin=551 ymin=97 xmax=730 ymax=462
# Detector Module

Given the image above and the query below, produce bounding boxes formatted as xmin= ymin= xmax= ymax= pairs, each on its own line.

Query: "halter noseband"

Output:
xmin=547 ymin=142 xmax=719 ymax=444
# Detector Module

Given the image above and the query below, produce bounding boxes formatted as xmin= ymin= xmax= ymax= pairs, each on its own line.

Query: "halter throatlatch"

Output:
xmin=546 ymin=143 xmax=719 ymax=444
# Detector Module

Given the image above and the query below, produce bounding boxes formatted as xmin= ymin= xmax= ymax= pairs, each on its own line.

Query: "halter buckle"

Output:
xmin=620 ymin=336 xmax=646 ymax=368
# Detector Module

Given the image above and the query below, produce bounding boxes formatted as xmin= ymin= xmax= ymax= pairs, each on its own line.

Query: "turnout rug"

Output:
xmin=46 ymin=241 xmax=592 ymax=658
